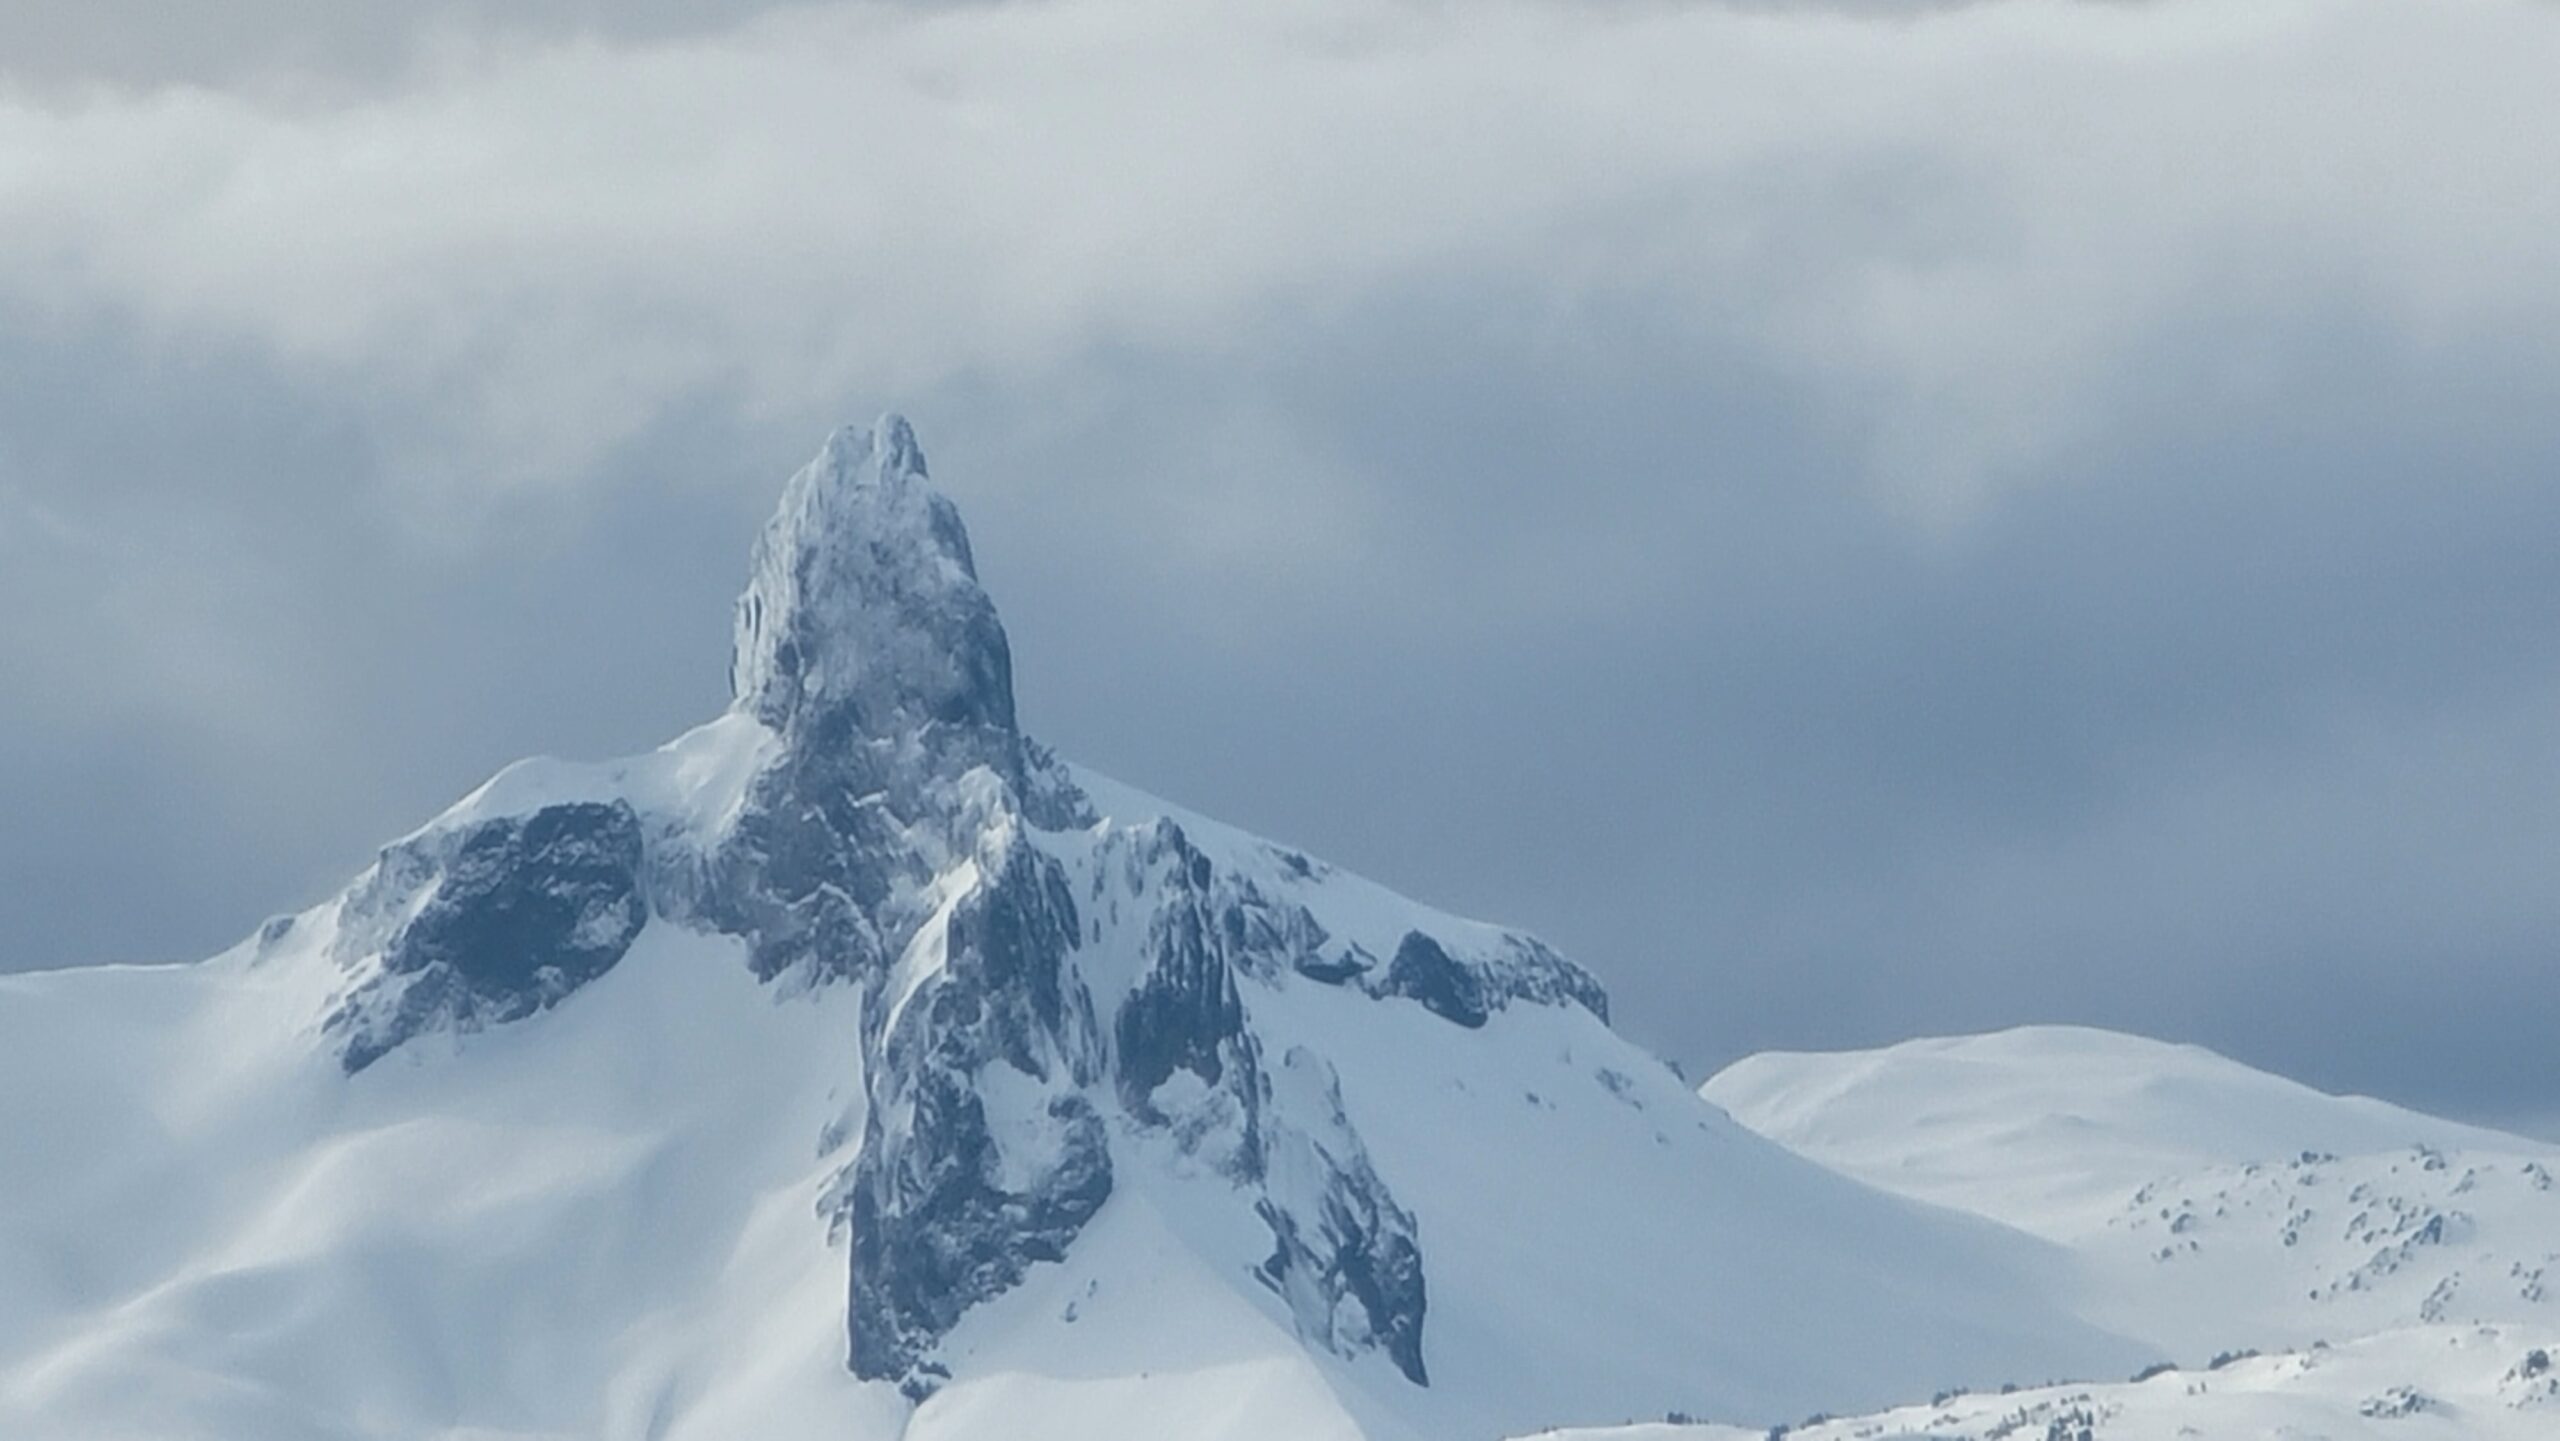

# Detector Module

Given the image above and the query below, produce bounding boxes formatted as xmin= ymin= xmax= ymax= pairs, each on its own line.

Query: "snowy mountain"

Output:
xmin=1703 ymin=1027 xmax=2560 ymax=1361
xmin=0 ymin=419 xmax=2143 ymax=1441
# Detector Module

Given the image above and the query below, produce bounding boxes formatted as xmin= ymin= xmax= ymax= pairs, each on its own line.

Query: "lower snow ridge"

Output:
xmin=1519 ymin=1324 xmax=2560 ymax=1441
xmin=1703 ymin=1026 xmax=2560 ymax=1363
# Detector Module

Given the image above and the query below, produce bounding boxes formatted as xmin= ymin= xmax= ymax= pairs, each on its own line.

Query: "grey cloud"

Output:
xmin=0 ymin=0 xmax=2140 ymax=91
xmin=8 ymin=0 xmax=2553 ymax=524
xmin=0 ymin=1 xmax=830 ymax=90
xmin=8 ymin=266 xmax=2559 ymax=1130
xmin=0 ymin=312 xmax=765 ymax=963
xmin=950 ymin=286 xmax=2560 ymax=1125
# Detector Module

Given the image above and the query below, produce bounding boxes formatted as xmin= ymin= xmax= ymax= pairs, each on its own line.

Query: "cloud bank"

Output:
xmin=4 ymin=0 xmax=2559 ymax=1122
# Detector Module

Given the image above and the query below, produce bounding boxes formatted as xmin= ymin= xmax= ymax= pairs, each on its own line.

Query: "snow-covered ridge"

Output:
xmin=1503 ymin=1029 xmax=2560 ymax=1439
xmin=1704 ymin=1026 xmax=2560 ymax=1361
xmin=1705 ymin=1026 xmax=2533 ymax=1216
xmin=1519 ymin=1324 xmax=2560 ymax=1441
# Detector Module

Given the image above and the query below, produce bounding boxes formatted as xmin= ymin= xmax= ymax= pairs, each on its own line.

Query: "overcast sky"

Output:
xmin=5 ymin=0 xmax=2559 ymax=1135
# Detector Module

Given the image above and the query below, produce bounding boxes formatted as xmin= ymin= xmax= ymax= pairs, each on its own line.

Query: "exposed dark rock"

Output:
xmin=732 ymin=417 xmax=1020 ymax=748
xmin=1113 ymin=825 xmax=1250 ymax=1116
xmin=848 ymin=1075 xmax=1112 ymax=1381
xmin=1293 ymin=942 xmax=1373 ymax=986
xmin=1373 ymin=930 xmax=1609 ymax=1029
xmin=694 ymin=737 xmax=908 ymax=983
xmin=1376 ymin=932 xmax=1490 ymax=1028
xmin=1494 ymin=934 xmax=1612 ymax=1025
xmin=693 ymin=418 xmax=1088 ymax=987
xmin=330 ymin=800 xmax=647 ymax=1072
xmin=842 ymin=837 xmax=1108 ymax=1381
xmin=1098 ymin=833 xmax=1431 ymax=1382
xmin=1256 ymin=1189 xmax=1430 ymax=1386
xmin=1254 ymin=1047 xmax=1430 ymax=1385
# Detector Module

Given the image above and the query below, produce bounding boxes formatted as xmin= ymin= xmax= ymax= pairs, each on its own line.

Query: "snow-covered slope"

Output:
xmin=0 ymin=420 xmax=2144 ymax=1441
xmin=1520 ymin=1324 xmax=2560 ymax=1441
xmin=1704 ymin=1027 xmax=2560 ymax=1360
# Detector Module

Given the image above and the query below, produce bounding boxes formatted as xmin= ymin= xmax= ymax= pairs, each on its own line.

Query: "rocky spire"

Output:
xmin=701 ymin=416 xmax=1085 ymax=990
xmin=731 ymin=415 xmax=1020 ymax=745
xmin=311 ymin=409 xmax=1614 ymax=1407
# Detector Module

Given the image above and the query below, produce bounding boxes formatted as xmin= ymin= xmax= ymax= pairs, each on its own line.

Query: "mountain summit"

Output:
xmin=732 ymin=416 xmax=1019 ymax=744
xmin=0 ymin=419 xmax=2141 ymax=1441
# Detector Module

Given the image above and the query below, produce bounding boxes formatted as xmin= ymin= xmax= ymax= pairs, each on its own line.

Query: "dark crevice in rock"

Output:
xmin=1113 ymin=825 xmax=1250 ymax=1118
xmin=1293 ymin=941 xmax=1374 ymax=985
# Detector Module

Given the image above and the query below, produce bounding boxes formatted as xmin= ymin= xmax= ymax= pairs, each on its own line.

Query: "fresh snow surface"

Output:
xmin=1519 ymin=1323 xmax=2560 ymax=1441
xmin=431 ymin=711 xmax=780 ymax=848
xmin=0 ymin=921 xmax=896 ymax=1441
xmin=1703 ymin=1027 xmax=2560 ymax=1360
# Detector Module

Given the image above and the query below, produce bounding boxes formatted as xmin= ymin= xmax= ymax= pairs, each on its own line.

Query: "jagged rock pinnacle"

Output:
xmin=730 ymin=415 xmax=1019 ymax=743
xmin=311 ymin=410 xmax=1613 ymax=1406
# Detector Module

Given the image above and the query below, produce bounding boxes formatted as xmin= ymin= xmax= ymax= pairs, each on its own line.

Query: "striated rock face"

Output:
xmin=316 ymin=414 xmax=1610 ymax=1396
xmin=1110 ymin=823 xmax=1255 ymax=1124
xmin=846 ymin=829 xmax=1110 ymax=1387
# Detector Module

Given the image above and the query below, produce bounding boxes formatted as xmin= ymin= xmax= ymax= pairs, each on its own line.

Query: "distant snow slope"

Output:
xmin=0 ymin=421 xmax=2145 ymax=1441
xmin=1704 ymin=1027 xmax=2560 ymax=1359
xmin=1519 ymin=1324 xmax=2560 ymax=1441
